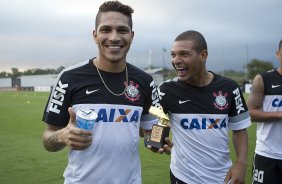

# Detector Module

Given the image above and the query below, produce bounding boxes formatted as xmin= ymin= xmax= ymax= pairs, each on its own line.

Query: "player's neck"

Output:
xmin=277 ymin=66 xmax=282 ymax=75
xmin=187 ymin=71 xmax=214 ymax=87
xmin=93 ymin=58 xmax=126 ymax=73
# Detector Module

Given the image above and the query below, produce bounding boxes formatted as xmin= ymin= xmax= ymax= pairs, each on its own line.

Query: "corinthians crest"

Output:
xmin=125 ymin=80 xmax=140 ymax=102
xmin=213 ymin=91 xmax=228 ymax=110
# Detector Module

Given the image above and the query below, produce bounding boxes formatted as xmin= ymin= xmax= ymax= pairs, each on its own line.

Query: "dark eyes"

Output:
xmin=100 ymin=28 xmax=111 ymax=33
xmin=171 ymin=52 xmax=190 ymax=58
xmin=99 ymin=27 xmax=130 ymax=34
xmin=118 ymin=28 xmax=130 ymax=34
xmin=182 ymin=53 xmax=189 ymax=56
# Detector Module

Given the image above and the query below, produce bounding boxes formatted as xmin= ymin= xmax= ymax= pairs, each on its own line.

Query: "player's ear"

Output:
xmin=93 ymin=30 xmax=98 ymax=44
xmin=129 ymin=31 xmax=134 ymax=44
xmin=200 ymin=50 xmax=208 ymax=62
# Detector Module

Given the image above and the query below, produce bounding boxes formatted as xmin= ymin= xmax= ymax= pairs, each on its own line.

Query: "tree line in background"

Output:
xmin=0 ymin=66 xmax=65 ymax=78
xmin=0 ymin=59 xmax=274 ymax=86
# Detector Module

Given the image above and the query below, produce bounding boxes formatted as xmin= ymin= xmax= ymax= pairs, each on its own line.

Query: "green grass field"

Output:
xmin=0 ymin=91 xmax=255 ymax=184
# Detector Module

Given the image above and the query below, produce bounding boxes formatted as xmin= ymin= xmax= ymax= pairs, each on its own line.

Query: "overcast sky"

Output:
xmin=1 ymin=0 xmax=281 ymax=72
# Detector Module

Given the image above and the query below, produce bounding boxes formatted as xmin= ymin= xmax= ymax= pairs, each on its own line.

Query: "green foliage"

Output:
xmin=0 ymin=71 xmax=11 ymax=78
xmin=246 ymin=59 xmax=274 ymax=80
xmin=11 ymin=68 xmax=22 ymax=77
xmin=0 ymin=66 xmax=65 ymax=78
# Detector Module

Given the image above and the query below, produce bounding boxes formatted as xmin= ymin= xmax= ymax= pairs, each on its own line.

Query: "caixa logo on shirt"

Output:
xmin=180 ymin=118 xmax=227 ymax=130
xmin=94 ymin=108 xmax=140 ymax=123
xmin=48 ymin=80 xmax=68 ymax=114
xmin=272 ymin=98 xmax=282 ymax=107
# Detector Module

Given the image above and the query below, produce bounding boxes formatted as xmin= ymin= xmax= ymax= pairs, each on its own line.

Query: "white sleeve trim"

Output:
xmin=229 ymin=117 xmax=251 ymax=130
xmin=140 ymin=114 xmax=159 ymax=130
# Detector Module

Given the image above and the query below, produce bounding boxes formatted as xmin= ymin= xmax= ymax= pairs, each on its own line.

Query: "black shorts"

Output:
xmin=252 ymin=153 xmax=282 ymax=184
xmin=170 ymin=170 xmax=187 ymax=184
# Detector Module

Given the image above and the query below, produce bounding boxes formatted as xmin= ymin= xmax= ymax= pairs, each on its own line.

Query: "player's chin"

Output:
xmin=106 ymin=55 xmax=126 ymax=63
xmin=177 ymin=74 xmax=188 ymax=81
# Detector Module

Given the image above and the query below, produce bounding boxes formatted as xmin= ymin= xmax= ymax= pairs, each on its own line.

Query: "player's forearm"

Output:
xmin=43 ymin=129 xmax=66 ymax=152
xmin=249 ymin=109 xmax=282 ymax=122
xmin=232 ymin=129 xmax=248 ymax=165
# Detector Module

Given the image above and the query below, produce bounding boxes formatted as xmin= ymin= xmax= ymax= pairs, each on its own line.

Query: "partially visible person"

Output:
xmin=247 ymin=39 xmax=282 ymax=184
xmin=41 ymin=1 xmax=170 ymax=184
xmin=156 ymin=30 xmax=251 ymax=184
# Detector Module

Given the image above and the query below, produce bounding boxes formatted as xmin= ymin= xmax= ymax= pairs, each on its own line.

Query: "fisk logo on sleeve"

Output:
xmin=48 ymin=80 xmax=68 ymax=114
xmin=233 ymin=88 xmax=245 ymax=114
xmin=150 ymin=81 xmax=161 ymax=107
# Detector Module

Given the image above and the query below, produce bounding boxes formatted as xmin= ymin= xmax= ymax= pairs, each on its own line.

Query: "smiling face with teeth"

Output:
xmin=171 ymin=40 xmax=208 ymax=85
xmin=93 ymin=11 xmax=134 ymax=71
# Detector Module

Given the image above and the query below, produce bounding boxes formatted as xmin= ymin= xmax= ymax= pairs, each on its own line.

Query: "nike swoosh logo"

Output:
xmin=179 ymin=100 xmax=190 ymax=104
xmin=272 ymin=85 xmax=281 ymax=88
xmin=86 ymin=89 xmax=99 ymax=94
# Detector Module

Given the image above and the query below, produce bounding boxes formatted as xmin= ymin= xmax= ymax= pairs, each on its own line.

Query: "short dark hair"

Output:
xmin=279 ymin=39 xmax=282 ymax=50
xmin=175 ymin=30 xmax=207 ymax=54
xmin=95 ymin=1 xmax=134 ymax=30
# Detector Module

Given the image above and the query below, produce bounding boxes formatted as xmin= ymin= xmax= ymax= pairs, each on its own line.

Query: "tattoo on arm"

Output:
xmin=47 ymin=133 xmax=65 ymax=152
xmin=43 ymin=129 xmax=65 ymax=152
xmin=247 ymin=75 xmax=264 ymax=110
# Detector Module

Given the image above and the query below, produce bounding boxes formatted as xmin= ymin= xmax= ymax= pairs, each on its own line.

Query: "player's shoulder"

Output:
xmin=254 ymin=69 xmax=277 ymax=86
xmin=158 ymin=77 xmax=178 ymax=89
xmin=211 ymin=72 xmax=241 ymax=92
xmin=127 ymin=63 xmax=153 ymax=80
xmin=59 ymin=60 xmax=90 ymax=75
xmin=213 ymin=72 xmax=237 ymax=85
xmin=260 ymin=69 xmax=276 ymax=78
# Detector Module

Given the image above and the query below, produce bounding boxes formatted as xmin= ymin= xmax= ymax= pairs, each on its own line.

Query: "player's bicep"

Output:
xmin=247 ymin=74 xmax=264 ymax=110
